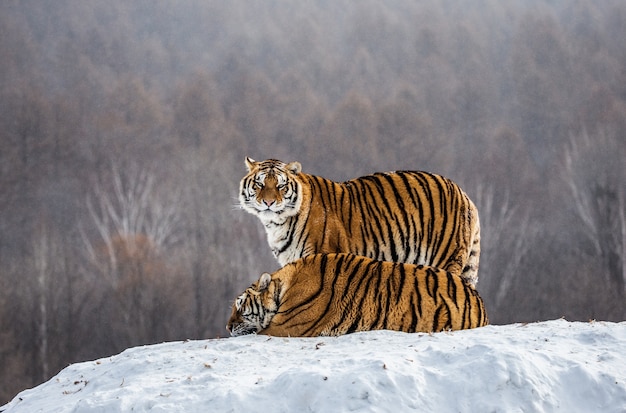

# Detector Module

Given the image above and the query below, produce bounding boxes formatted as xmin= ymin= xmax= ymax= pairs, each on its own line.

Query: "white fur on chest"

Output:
xmin=262 ymin=216 xmax=303 ymax=266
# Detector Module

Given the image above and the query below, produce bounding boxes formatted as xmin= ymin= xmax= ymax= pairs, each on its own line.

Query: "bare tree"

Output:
xmin=80 ymin=163 xmax=183 ymax=347
xmin=564 ymin=129 xmax=626 ymax=293
xmin=473 ymin=184 xmax=538 ymax=315
xmin=81 ymin=163 xmax=181 ymax=283
xmin=32 ymin=224 xmax=50 ymax=382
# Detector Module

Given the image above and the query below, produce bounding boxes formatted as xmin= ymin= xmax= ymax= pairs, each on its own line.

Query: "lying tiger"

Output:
xmin=240 ymin=158 xmax=481 ymax=287
xmin=227 ymin=253 xmax=488 ymax=337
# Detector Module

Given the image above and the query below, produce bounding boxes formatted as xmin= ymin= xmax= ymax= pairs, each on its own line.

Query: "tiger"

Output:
xmin=226 ymin=253 xmax=488 ymax=337
xmin=239 ymin=157 xmax=481 ymax=287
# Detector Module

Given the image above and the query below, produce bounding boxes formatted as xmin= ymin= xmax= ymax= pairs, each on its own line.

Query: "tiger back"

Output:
xmin=239 ymin=158 xmax=481 ymax=287
xmin=226 ymin=253 xmax=488 ymax=337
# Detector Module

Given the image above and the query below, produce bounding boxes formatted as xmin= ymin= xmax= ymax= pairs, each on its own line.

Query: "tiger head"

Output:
xmin=239 ymin=157 xmax=303 ymax=223
xmin=227 ymin=272 xmax=280 ymax=337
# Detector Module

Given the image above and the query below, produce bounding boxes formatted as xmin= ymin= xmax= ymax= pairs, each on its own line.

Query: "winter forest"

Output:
xmin=1 ymin=0 xmax=625 ymax=403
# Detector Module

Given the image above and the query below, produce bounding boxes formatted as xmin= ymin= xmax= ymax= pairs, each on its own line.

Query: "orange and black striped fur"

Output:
xmin=239 ymin=158 xmax=481 ymax=287
xmin=226 ymin=253 xmax=488 ymax=337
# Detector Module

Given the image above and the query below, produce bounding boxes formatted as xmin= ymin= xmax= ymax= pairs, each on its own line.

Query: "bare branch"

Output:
xmin=474 ymin=183 xmax=537 ymax=307
xmin=564 ymin=128 xmax=626 ymax=291
xmin=86 ymin=194 xmax=117 ymax=274
xmin=81 ymin=163 xmax=182 ymax=278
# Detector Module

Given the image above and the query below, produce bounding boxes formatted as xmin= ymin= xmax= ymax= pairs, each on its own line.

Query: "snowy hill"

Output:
xmin=2 ymin=320 xmax=626 ymax=413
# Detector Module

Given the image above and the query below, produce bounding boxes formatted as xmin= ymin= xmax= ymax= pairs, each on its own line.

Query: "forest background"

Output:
xmin=1 ymin=0 xmax=625 ymax=404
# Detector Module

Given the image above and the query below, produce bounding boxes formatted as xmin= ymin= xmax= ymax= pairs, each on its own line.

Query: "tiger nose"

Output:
xmin=263 ymin=199 xmax=275 ymax=207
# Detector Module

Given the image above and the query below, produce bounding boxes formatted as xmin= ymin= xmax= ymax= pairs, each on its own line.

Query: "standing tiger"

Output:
xmin=239 ymin=158 xmax=481 ymax=287
xmin=226 ymin=253 xmax=488 ymax=337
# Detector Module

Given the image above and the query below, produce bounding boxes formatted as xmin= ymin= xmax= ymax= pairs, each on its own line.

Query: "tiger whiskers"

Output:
xmin=229 ymin=324 xmax=258 ymax=337
xmin=230 ymin=196 xmax=245 ymax=211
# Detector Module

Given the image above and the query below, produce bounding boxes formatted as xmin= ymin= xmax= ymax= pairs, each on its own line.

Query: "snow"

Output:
xmin=2 ymin=319 xmax=626 ymax=413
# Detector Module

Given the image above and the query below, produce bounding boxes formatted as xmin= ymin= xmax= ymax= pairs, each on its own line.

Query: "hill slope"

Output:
xmin=3 ymin=320 xmax=626 ymax=412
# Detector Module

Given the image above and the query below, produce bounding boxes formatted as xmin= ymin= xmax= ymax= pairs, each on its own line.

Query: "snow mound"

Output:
xmin=3 ymin=320 xmax=626 ymax=412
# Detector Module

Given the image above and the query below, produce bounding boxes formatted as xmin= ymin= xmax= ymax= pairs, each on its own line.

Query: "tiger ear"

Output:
xmin=258 ymin=272 xmax=272 ymax=291
xmin=245 ymin=157 xmax=256 ymax=172
xmin=286 ymin=161 xmax=301 ymax=174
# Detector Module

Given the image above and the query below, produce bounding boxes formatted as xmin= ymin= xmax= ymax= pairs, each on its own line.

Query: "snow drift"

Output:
xmin=2 ymin=319 xmax=626 ymax=412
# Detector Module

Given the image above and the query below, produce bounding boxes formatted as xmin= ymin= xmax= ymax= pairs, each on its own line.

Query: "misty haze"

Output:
xmin=0 ymin=0 xmax=625 ymax=404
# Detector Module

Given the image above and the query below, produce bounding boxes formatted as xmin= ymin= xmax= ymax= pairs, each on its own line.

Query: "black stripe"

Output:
xmin=425 ymin=267 xmax=438 ymax=299
xmin=301 ymin=254 xmax=343 ymax=336
xmin=461 ymin=284 xmax=471 ymax=329
xmin=408 ymin=292 xmax=419 ymax=332
xmin=276 ymin=216 xmax=298 ymax=255
xmin=383 ymin=269 xmax=394 ymax=330
xmin=436 ymin=179 xmax=463 ymax=274
xmin=342 ymin=259 xmax=379 ymax=333
xmin=278 ymin=259 xmax=325 ymax=319
xmin=369 ymin=261 xmax=386 ymax=329
xmin=434 ymin=297 xmax=452 ymax=331
xmin=368 ymin=174 xmax=400 ymax=262
xmin=337 ymin=185 xmax=349 ymax=235
xmin=355 ymin=180 xmax=384 ymax=257
xmin=360 ymin=178 xmax=387 ymax=258
xmin=477 ymin=291 xmax=487 ymax=326
xmin=432 ymin=305 xmax=443 ymax=331
xmin=428 ymin=174 xmax=449 ymax=267
xmin=411 ymin=173 xmax=432 ymax=264
xmin=345 ymin=185 xmax=367 ymax=248
xmin=396 ymin=262 xmax=406 ymax=305
xmin=345 ymin=180 xmax=370 ymax=253
xmin=469 ymin=289 xmax=479 ymax=328
xmin=343 ymin=263 xmax=377 ymax=334
xmin=418 ymin=173 xmax=440 ymax=264
xmin=317 ymin=176 xmax=331 ymax=211
xmin=395 ymin=173 xmax=419 ymax=261
xmin=381 ymin=173 xmax=410 ymax=260
xmin=414 ymin=269 xmax=423 ymax=318
xmin=305 ymin=176 xmax=331 ymax=252
xmin=329 ymin=256 xmax=366 ymax=332
xmin=446 ymin=271 xmax=459 ymax=310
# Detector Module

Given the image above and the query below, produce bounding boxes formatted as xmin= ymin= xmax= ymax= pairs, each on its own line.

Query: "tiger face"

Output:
xmin=239 ymin=157 xmax=303 ymax=224
xmin=226 ymin=272 xmax=279 ymax=336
